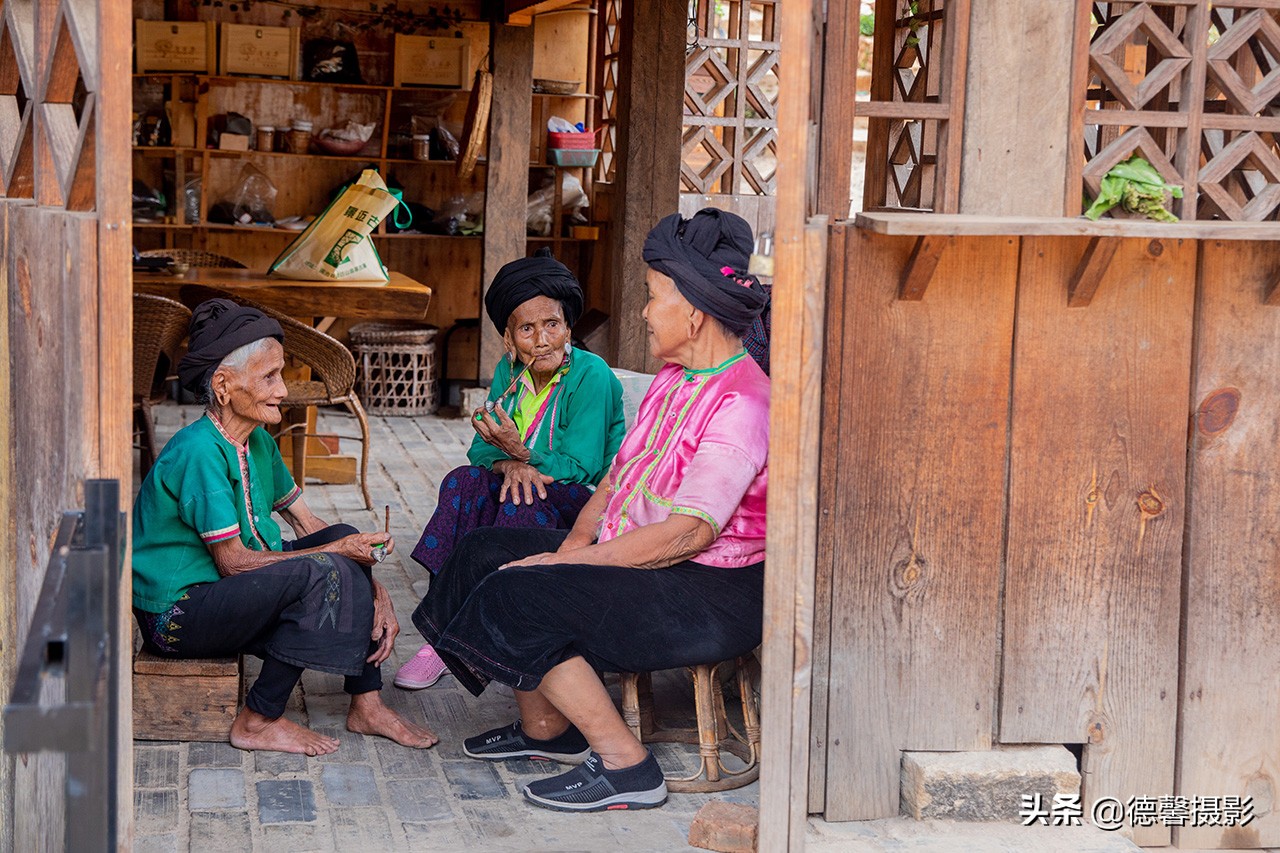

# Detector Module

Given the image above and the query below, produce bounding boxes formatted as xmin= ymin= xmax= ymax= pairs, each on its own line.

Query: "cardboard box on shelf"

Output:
xmin=135 ymin=20 xmax=216 ymax=74
xmin=393 ymin=34 xmax=471 ymax=89
xmin=218 ymin=133 xmax=250 ymax=151
xmin=219 ymin=23 xmax=300 ymax=80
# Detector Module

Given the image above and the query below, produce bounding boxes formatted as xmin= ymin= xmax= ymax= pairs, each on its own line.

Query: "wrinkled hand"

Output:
xmin=493 ymin=459 xmax=554 ymax=506
xmin=500 ymin=550 xmax=567 ymax=570
xmin=367 ymin=580 xmax=399 ymax=666
xmin=336 ymin=532 xmax=394 ymax=566
xmin=472 ymin=406 xmax=527 ymax=459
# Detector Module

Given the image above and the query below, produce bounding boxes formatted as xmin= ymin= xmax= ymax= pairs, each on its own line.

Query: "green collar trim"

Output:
xmin=683 ymin=349 xmax=747 ymax=381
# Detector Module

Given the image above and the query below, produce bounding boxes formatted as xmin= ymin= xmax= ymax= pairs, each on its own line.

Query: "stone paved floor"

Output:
xmin=132 ymin=404 xmax=1143 ymax=853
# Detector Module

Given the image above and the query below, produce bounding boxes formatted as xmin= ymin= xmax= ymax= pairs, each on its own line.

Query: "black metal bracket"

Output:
xmin=4 ymin=480 xmax=125 ymax=852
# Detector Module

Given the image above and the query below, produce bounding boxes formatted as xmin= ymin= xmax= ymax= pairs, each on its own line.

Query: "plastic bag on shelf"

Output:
xmin=433 ymin=192 xmax=484 ymax=236
xmin=547 ymin=115 xmax=578 ymax=133
xmin=209 ymin=164 xmax=277 ymax=226
xmin=183 ymin=178 xmax=201 ymax=225
xmin=270 ymin=169 xmax=399 ymax=281
xmin=526 ymin=173 xmax=589 ymax=237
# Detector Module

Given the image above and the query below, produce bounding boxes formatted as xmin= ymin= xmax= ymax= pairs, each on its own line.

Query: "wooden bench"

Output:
xmin=132 ymin=647 xmax=243 ymax=742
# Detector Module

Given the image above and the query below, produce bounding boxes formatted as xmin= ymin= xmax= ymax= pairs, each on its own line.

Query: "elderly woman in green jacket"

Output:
xmin=397 ymin=250 xmax=625 ymax=690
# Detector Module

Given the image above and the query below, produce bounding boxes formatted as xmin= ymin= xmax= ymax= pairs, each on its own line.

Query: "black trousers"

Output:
xmin=136 ymin=524 xmax=382 ymax=719
xmin=412 ymin=527 xmax=765 ymax=697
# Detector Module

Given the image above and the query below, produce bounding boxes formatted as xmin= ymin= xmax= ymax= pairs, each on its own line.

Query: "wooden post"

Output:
xmin=0 ymin=203 xmax=12 ymax=853
xmin=606 ymin=0 xmax=684 ymax=373
xmin=480 ymin=24 xmax=535 ymax=383
xmin=959 ymin=0 xmax=1075 ymax=215
xmin=96 ymin=0 xmax=135 ymax=844
xmin=815 ymin=0 xmax=859 ymax=219
xmin=761 ymin=0 xmax=825 ymax=848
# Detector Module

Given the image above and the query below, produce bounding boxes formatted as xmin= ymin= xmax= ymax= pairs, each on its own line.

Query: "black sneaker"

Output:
xmin=462 ymin=721 xmax=592 ymax=763
xmin=522 ymin=751 xmax=668 ymax=812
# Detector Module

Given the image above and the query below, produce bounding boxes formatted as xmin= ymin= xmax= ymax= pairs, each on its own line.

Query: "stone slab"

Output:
xmin=134 ymin=746 xmax=180 ymax=788
xmin=189 ymin=811 xmax=252 ymax=850
xmin=321 ymin=763 xmax=381 ymax=807
xmin=256 ymin=779 xmax=318 ymax=824
xmin=688 ymin=800 xmax=759 ymax=852
xmin=900 ymin=747 xmax=1081 ymax=822
xmin=441 ymin=759 xmax=510 ymax=800
xmin=187 ymin=741 xmax=242 ymax=768
xmin=389 ymin=777 xmax=455 ymax=822
xmin=187 ymin=768 xmax=246 ymax=810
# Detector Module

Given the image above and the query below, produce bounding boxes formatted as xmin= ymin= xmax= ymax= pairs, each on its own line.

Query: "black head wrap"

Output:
xmin=642 ymin=208 xmax=768 ymax=336
xmin=484 ymin=248 xmax=584 ymax=333
xmin=177 ymin=299 xmax=284 ymax=394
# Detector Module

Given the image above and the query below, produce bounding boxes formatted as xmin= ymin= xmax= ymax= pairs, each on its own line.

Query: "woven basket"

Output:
xmin=350 ymin=322 xmax=439 ymax=416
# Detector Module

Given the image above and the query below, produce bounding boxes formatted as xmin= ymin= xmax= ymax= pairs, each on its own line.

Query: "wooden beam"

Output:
xmin=606 ymin=0 xmax=684 ymax=372
xmin=480 ymin=24 xmax=535 ymax=383
xmin=760 ymin=0 xmax=824 ymax=848
xmin=960 ymin=0 xmax=1074 ymax=216
xmin=504 ymin=0 xmax=585 ymax=27
xmin=856 ymin=211 xmax=1280 ymax=241
xmin=815 ymin=1 xmax=858 ymax=219
xmin=899 ymin=234 xmax=947 ymax=301
xmin=1067 ymin=237 xmax=1119 ymax=308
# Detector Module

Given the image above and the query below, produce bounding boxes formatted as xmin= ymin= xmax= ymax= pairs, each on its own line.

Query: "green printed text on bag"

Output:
xmin=269 ymin=169 xmax=398 ymax=281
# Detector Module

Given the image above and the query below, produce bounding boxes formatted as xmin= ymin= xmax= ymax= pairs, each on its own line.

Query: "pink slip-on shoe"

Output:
xmin=394 ymin=644 xmax=449 ymax=689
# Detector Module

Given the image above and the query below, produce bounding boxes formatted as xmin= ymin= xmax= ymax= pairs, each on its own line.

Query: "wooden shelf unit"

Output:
xmin=132 ymin=5 xmax=600 ymax=383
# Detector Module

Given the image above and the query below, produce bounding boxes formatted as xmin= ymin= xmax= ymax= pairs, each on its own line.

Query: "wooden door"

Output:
xmin=0 ymin=0 xmax=132 ymax=848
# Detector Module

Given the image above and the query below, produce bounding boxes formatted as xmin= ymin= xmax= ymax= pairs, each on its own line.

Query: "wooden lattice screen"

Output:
xmin=682 ymin=0 xmax=780 ymax=196
xmin=0 ymin=0 xmax=98 ymax=208
xmin=594 ymin=0 xmax=622 ymax=184
xmin=1071 ymin=1 xmax=1280 ymax=222
xmin=859 ymin=0 xmax=970 ymax=213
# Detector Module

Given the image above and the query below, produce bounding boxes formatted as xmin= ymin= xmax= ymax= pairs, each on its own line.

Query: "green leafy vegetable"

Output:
xmin=1084 ymin=155 xmax=1183 ymax=223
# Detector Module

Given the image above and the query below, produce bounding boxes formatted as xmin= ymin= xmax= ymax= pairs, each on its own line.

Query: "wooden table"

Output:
xmin=133 ymin=268 xmax=433 ymax=322
xmin=134 ymin=267 xmax=433 ymax=489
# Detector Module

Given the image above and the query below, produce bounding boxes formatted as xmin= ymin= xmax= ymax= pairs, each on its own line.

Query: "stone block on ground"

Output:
xmin=900 ymin=746 xmax=1080 ymax=822
xmin=688 ymin=800 xmax=759 ymax=853
xmin=256 ymin=779 xmax=318 ymax=823
xmin=187 ymin=768 xmax=246 ymax=809
xmin=459 ymin=386 xmax=489 ymax=416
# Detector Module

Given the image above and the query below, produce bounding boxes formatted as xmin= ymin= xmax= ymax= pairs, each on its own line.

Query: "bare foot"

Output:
xmin=346 ymin=691 xmax=438 ymax=748
xmin=230 ymin=707 xmax=339 ymax=755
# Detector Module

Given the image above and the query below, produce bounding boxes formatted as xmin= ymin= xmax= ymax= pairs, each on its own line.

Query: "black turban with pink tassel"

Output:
xmin=641 ymin=208 xmax=768 ymax=336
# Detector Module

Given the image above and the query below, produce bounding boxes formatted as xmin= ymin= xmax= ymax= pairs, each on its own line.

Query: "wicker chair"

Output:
xmin=179 ymin=285 xmax=373 ymax=510
xmin=138 ymin=248 xmax=247 ymax=269
xmin=133 ymin=294 xmax=192 ymax=477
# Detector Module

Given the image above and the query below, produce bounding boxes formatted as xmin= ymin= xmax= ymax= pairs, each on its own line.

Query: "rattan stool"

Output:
xmin=619 ymin=655 xmax=761 ymax=793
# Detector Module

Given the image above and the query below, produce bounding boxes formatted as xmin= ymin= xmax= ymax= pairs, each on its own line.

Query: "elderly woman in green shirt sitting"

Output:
xmin=132 ymin=300 xmax=436 ymax=755
xmin=397 ymin=250 xmax=625 ymax=690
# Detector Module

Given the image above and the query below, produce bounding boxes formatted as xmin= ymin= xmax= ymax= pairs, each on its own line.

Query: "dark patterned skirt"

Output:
xmin=409 ymin=465 xmax=592 ymax=574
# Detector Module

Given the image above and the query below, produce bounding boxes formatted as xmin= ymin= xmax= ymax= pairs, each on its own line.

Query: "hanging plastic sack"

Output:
xmin=269 ymin=169 xmax=398 ymax=282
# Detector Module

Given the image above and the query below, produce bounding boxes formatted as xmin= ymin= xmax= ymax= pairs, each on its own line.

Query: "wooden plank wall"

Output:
xmin=0 ymin=203 xmax=13 ymax=853
xmin=5 ymin=204 xmax=101 ymax=853
xmin=821 ymin=229 xmax=1016 ymax=819
xmin=1001 ymin=237 xmax=1193 ymax=847
xmin=814 ymin=232 xmax=1280 ymax=849
xmin=1178 ymin=240 xmax=1280 ymax=850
